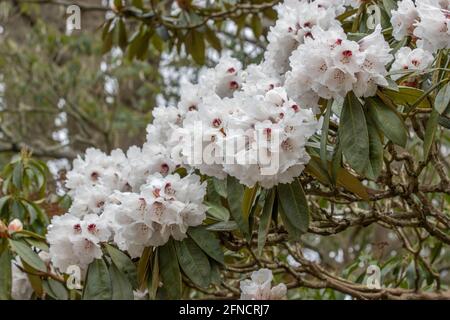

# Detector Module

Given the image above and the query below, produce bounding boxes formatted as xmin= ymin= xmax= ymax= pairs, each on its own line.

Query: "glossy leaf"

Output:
xmin=204 ymin=201 xmax=230 ymax=221
xmin=8 ymin=239 xmax=46 ymax=273
xmin=159 ymin=240 xmax=182 ymax=300
xmin=187 ymin=226 xmax=224 ymax=265
xmin=367 ymin=97 xmax=407 ymax=147
xmin=258 ymin=189 xmax=275 ymax=256
xmin=83 ymin=258 xmax=112 ymax=300
xmin=277 ymin=179 xmax=309 ymax=234
xmin=423 ymin=109 xmax=439 ymax=161
xmin=42 ymin=279 xmax=68 ymax=300
xmin=109 ymin=264 xmax=134 ymax=300
xmin=226 ymin=176 xmax=250 ymax=240
xmin=175 ymin=238 xmax=211 ymax=288
xmin=339 ymin=92 xmax=370 ymax=174
xmin=365 ymin=116 xmax=384 ymax=180
xmin=435 ymin=83 xmax=450 ymax=115
xmin=105 ymin=244 xmax=138 ymax=289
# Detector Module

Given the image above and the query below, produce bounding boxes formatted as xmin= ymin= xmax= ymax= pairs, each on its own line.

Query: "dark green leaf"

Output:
xmin=367 ymin=97 xmax=407 ymax=147
xmin=159 ymin=240 xmax=182 ymax=300
xmin=339 ymin=92 xmax=370 ymax=174
xmin=83 ymin=258 xmax=112 ymax=300
xmin=277 ymin=179 xmax=309 ymax=234
xmin=42 ymin=279 xmax=68 ymax=300
xmin=423 ymin=109 xmax=439 ymax=161
xmin=435 ymin=83 xmax=450 ymax=115
xmin=205 ymin=27 xmax=222 ymax=52
xmin=258 ymin=189 xmax=275 ymax=256
xmin=105 ymin=244 xmax=138 ymax=289
xmin=365 ymin=116 xmax=384 ymax=180
xmin=206 ymin=221 xmax=238 ymax=231
xmin=186 ymin=30 xmax=205 ymax=65
xmin=8 ymin=239 xmax=46 ymax=272
xmin=175 ymin=238 xmax=211 ymax=288
xmin=204 ymin=201 xmax=230 ymax=221
xmin=109 ymin=264 xmax=134 ymax=300
xmin=226 ymin=176 xmax=250 ymax=240
xmin=117 ymin=18 xmax=128 ymax=51
xmin=12 ymin=162 xmax=23 ymax=190
xmin=187 ymin=226 xmax=224 ymax=265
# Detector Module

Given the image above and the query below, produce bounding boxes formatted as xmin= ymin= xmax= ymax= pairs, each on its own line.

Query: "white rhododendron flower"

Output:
xmin=11 ymin=257 xmax=33 ymax=300
xmin=264 ymin=0 xmax=343 ymax=75
xmin=414 ymin=0 xmax=450 ymax=52
xmin=285 ymin=25 xmax=393 ymax=100
xmin=240 ymin=269 xmax=287 ymax=300
xmin=391 ymin=47 xmax=434 ymax=79
xmin=47 ymin=213 xmax=111 ymax=272
xmin=103 ymin=173 xmax=207 ymax=258
xmin=392 ymin=0 xmax=450 ymax=52
xmin=391 ymin=0 xmax=419 ymax=40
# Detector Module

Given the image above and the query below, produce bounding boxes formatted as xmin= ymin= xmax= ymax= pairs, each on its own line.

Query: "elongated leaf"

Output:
xmin=117 ymin=18 xmax=128 ymax=51
xmin=206 ymin=221 xmax=238 ymax=231
xmin=367 ymin=97 xmax=407 ymax=147
xmin=42 ymin=279 xmax=68 ymax=300
xmin=423 ymin=109 xmax=439 ymax=161
xmin=8 ymin=239 xmax=46 ymax=272
xmin=339 ymin=93 xmax=370 ymax=174
xmin=205 ymin=27 xmax=222 ymax=52
xmin=305 ymin=158 xmax=332 ymax=186
xmin=242 ymin=185 xmax=258 ymax=230
xmin=277 ymin=179 xmax=309 ymax=234
xmin=159 ymin=240 xmax=182 ymax=300
xmin=0 ymin=249 xmax=12 ymax=300
xmin=83 ymin=259 xmax=112 ymax=300
xmin=307 ymin=155 xmax=369 ymax=200
xmin=175 ymin=238 xmax=211 ymax=288
xmin=0 ymin=196 xmax=10 ymax=217
xmin=381 ymin=86 xmax=432 ymax=109
xmin=105 ymin=244 xmax=137 ymax=289
xmin=279 ymin=206 xmax=303 ymax=240
xmin=320 ymin=101 xmax=332 ymax=171
xmin=21 ymin=259 xmax=44 ymax=297
xmin=137 ymin=247 xmax=152 ymax=290
xmin=336 ymin=167 xmax=370 ymax=201
xmin=109 ymin=264 xmax=134 ymax=300
xmin=226 ymin=176 xmax=250 ymax=240
xmin=187 ymin=226 xmax=224 ymax=265
xmin=186 ymin=30 xmax=205 ymax=65
xmin=258 ymin=189 xmax=275 ymax=256
xmin=212 ymin=178 xmax=227 ymax=198
xmin=12 ymin=162 xmax=23 ymax=190
xmin=148 ymin=250 xmax=159 ymax=300
xmin=435 ymin=83 xmax=450 ymax=115
xmin=365 ymin=116 xmax=384 ymax=180
xmin=204 ymin=201 xmax=230 ymax=221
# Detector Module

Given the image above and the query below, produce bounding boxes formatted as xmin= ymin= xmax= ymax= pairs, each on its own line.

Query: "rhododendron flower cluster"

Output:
xmin=285 ymin=25 xmax=393 ymax=100
xmin=47 ymin=214 xmax=111 ymax=272
xmin=240 ymin=269 xmax=287 ymax=300
xmin=391 ymin=47 xmax=434 ymax=79
xmin=103 ymin=173 xmax=206 ymax=258
xmin=391 ymin=0 xmax=450 ymax=52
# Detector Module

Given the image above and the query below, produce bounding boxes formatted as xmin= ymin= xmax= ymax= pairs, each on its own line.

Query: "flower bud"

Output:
xmin=8 ymin=219 xmax=23 ymax=233
xmin=0 ymin=220 xmax=7 ymax=237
